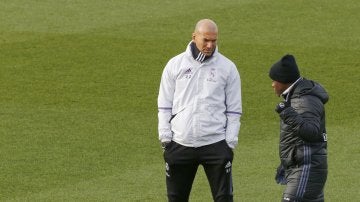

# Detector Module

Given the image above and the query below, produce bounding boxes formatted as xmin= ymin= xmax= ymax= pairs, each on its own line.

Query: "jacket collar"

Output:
xmin=186 ymin=41 xmax=218 ymax=63
xmin=282 ymin=77 xmax=303 ymax=101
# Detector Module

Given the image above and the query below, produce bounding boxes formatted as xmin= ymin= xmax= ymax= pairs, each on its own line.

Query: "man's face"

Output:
xmin=272 ymin=80 xmax=289 ymax=97
xmin=192 ymin=31 xmax=217 ymax=56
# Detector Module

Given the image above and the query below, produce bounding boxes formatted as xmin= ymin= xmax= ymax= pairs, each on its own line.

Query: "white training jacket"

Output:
xmin=158 ymin=42 xmax=242 ymax=148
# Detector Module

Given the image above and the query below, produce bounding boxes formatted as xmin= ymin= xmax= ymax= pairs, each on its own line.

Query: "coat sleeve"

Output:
xmin=280 ymin=96 xmax=325 ymax=142
xmin=157 ymin=61 xmax=175 ymax=142
xmin=224 ymin=65 xmax=242 ymax=148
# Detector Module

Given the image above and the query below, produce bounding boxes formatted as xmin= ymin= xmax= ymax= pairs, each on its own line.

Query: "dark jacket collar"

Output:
xmin=190 ymin=42 xmax=214 ymax=63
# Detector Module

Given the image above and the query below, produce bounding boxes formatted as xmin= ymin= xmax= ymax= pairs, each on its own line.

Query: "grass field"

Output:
xmin=1 ymin=0 xmax=359 ymax=201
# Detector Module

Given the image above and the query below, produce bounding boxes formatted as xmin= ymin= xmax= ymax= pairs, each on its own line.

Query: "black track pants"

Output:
xmin=163 ymin=140 xmax=234 ymax=202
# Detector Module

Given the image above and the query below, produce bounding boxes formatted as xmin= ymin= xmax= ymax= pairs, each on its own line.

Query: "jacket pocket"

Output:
xmin=281 ymin=145 xmax=297 ymax=169
xmin=170 ymin=106 xmax=192 ymax=136
xmin=294 ymin=145 xmax=302 ymax=165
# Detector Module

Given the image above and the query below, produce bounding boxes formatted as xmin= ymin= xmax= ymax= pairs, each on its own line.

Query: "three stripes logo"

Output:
xmin=184 ymin=68 xmax=192 ymax=79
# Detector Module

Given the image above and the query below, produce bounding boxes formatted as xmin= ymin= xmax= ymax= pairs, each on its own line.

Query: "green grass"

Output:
xmin=0 ymin=0 xmax=359 ymax=201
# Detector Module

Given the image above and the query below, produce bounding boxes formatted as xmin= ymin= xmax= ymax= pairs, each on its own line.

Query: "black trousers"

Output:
xmin=163 ymin=140 xmax=234 ymax=202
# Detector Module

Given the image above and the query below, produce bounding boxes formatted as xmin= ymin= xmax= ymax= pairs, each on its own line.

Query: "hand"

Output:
xmin=275 ymin=164 xmax=286 ymax=185
xmin=161 ymin=141 xmax=171 ymax=151
xmin=275 ymin=101 xmax=290 ymax=114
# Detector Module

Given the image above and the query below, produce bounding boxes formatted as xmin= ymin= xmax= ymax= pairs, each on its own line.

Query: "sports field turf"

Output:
xmin=1 ymin=0 xmax=359 ymax=201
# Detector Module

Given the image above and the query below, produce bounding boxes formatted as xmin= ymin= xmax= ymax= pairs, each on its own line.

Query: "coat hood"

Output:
xmin=292 ymin=78 xmax=329 ymax=104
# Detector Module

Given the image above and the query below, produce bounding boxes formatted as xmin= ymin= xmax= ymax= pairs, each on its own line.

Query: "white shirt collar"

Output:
xmin=282 ymin=77 xmax=303 ymax=101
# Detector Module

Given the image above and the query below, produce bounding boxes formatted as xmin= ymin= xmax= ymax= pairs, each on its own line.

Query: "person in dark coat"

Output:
xmin=269 ymin=54 xmax=329 ymax=202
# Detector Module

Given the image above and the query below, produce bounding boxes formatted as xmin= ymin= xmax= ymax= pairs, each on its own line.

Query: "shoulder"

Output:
xmin=216 ymin=52 xmax=236 ymax=67
xmin=166 ymin=51 xmax=190 ymax=66
xmin=163 ymin=52 xmax=191 ymax=78
xmin=292 ymin=94 xmax=324 ymax=115
xmin=167 ymin=42 xmax=193 ymax=65
xmin=214 ymin=53 xmax=239 ymax=77
xmin=164 ymin=52 xmax=189 ymax=71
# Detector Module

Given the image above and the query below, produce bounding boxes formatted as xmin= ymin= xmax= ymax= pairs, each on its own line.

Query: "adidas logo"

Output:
xmin=225 ymin=161 xmax=232 ymax=173
xmin=225 ymin=161 xmax=232 ymax=169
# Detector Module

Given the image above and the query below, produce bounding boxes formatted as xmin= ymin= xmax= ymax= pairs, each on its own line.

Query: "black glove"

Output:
xmin=275 ymin=164 xmax=286 ymax=185
xmin=275 ymin=101 xmax=290 ymax=114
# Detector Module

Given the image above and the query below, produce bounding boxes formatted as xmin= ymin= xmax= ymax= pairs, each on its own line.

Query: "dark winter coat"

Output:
xmin=279 ymin=78 xmax=328 ymax=169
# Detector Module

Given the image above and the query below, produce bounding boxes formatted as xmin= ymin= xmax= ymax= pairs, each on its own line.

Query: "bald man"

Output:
xmin=158 ymin=19 xmax=242 ymax=202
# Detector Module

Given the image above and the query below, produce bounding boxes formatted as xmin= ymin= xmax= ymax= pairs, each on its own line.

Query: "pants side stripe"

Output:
xmin=295 ymin=145 xmax=311 ymax=200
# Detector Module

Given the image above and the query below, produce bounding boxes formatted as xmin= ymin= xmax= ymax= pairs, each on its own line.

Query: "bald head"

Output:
xmin=194 ymin=19 xmax=218 ymax=34
xmin=192 ymin=19 xmax=218 ymax=56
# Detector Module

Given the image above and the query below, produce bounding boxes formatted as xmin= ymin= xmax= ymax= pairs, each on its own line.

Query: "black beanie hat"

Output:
xmin=269 ymin=54 xmax=300 ymax=83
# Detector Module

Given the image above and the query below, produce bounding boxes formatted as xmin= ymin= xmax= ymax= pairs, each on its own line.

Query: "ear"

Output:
xmin=192 ymin=33 xmax=196 ymax=41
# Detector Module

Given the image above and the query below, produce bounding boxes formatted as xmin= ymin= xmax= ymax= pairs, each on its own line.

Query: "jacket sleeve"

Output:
xmin=224 ymin=65 xmax=242 ymax=148
xmin=157 ymin=61 xmax=175 ymax=142
xmin=280 ymin=96 xmax=325 ymax=142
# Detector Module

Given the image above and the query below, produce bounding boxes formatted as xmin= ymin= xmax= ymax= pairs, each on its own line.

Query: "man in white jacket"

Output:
xmin=158 ymin=19 xmax=242 ymax=202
